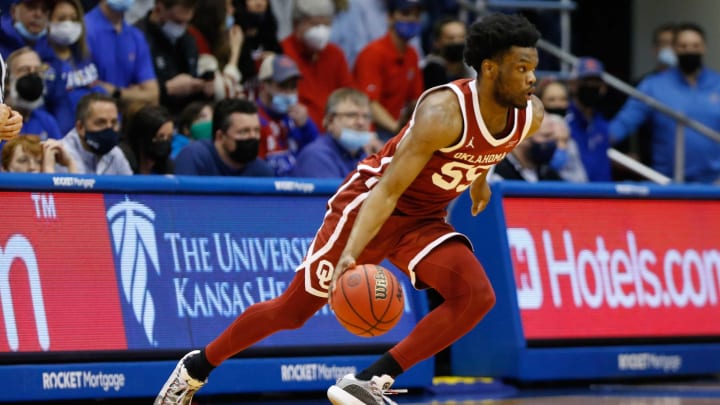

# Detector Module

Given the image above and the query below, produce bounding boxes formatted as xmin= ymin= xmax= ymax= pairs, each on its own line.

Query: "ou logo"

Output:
xmin=0 ymin=235 xmax=49 ymax=351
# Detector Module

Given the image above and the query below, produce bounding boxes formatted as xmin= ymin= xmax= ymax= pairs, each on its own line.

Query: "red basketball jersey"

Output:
xmin=354 ymin=78 xmax=535 ymax=217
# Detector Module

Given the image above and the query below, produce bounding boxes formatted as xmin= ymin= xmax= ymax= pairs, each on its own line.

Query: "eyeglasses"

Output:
xmin=14 ymin=64 xmax=49 ymax=77
xmin=331 ymin=111 xmax=372 ymax=121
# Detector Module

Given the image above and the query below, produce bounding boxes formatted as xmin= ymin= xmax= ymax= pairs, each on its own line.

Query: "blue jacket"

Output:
xmin=609 ymin=67 xmax=720 ymax=183
xmin=567 ymin=102 xmax=612 ymax=182
xmin=291 ymin=133 xmax=366 ymax=178
xmin=174 ymin=139 xmax=275 ymax=177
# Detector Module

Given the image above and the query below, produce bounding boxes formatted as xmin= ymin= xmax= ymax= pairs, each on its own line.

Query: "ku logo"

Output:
xmin=107 ymin=198 xmax=160 ymax=345
xmin=507 ymin=228 xmax=543 ymax=309
xmin=0 ymin=235 xmax=50 ymax=351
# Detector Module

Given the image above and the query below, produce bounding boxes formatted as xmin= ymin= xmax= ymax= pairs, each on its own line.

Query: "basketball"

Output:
xmin=330 ymin=264 xmax=404 ymax=337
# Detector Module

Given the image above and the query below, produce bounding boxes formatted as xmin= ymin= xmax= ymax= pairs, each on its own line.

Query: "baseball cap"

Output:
xmin=258 ymin=55 xmax=302 ymax=83
xmin=571 ymin=57 xmax=604 ymax=79
xmin=387 ymin=0 xmax=423 ymax=13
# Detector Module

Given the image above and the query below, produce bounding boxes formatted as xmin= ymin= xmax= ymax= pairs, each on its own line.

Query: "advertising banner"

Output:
xmin=504 ymin=197 xmax=720 ymax=340
xmin=0 ymin=191 xmax=419 ymax=356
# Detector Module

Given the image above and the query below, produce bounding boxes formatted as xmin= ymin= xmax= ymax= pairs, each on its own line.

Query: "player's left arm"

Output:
xmin=468 ymin=95 xmax=545 ymax=216
xmin=0 ymin=104 xmax=23 ymax=141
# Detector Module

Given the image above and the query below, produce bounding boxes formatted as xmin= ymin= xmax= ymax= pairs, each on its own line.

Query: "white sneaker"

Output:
xmin=327 ymin=373 xmax=406 ymax=405
xmin=154 ymin=350 xmax=207 ymax=405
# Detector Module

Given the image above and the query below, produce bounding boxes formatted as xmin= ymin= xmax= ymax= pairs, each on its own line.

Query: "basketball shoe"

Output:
xmin=154 ymin=350 xmax=206 ymax=405
xmin=327 ymin=373 xmax=406 ymax=404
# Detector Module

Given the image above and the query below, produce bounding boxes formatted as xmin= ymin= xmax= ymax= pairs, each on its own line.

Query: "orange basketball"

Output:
xmin=330 ymin=264 xmax=405 ymax=337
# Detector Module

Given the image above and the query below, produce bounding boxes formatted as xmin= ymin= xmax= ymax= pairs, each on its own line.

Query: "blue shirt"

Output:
xmin=257 ymin=101 xmax=320 ymax=176
xmin=43 ymin=51 xmax=106 ymax=134
xmin=291 ymin=134 xmax=365 ymax=178
xmin=0 ymin=14 xmax=53 ymax=59
xmin=567 ymin=102 xmax=612 ymax=182
xmin=609 ymin=67 xmax=720 ymax=183
xmin=84 ymin=6 xmax=156 ymax=88
xmin=174 ymin=139 xmax=275 ymax=177
xmin=21 ymin=107 xmax=63 ymax=141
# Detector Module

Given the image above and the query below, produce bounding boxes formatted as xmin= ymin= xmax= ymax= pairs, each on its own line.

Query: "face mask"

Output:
xmin=145 ymin=140 xmax=172 ymax=160
xmin=225 ymin=14 xmax=235 ymax=29
xmin=544 ymin=107 xmax=567 ymax=117
xmin=337 ymin=128 xmax=372 ymax=153
xmin=106 ymin=0 xmax=135 ymax=12
xmin=15 ymin=73 xmax=45 ymax=101
xmin=84 ymin=127 xmax=120 ymax=155
xmin=657 ymin=46 xmax=676 ymax=67
xmin=576 ymin=84 xmax=602 ymax=109
xmin=270 ymin=92 xmax=298 ymax=114
xmin=549 ymin=148 xmax=569 ymax=171
xmin=528 ymin=139 xmax=557 ymax=166
xmin=48 ymin=21 xmax=83 ymax=46
xmin=229 ymin=138 xmax=259 ymax=164
xmin=442 ymin=43 xmax=465 ymax=63
xmin=303 ymin=24 xmax=330 ymax=51
xmin=13 ymin=21 xmax=47 ymax=41
xmin=677 ymin=53 xmax=703 ymax=74
xmin=190 ymin=120 xmax=212 ymax=140
xmin=162 ymin=21 xmax=186 ymax=42
xmin=394 ymin=21 xmax=421 ymax=41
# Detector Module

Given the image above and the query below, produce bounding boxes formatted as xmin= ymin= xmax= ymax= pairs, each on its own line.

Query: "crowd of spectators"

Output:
xmin=0 ymin=0 xmax=718 ymax=184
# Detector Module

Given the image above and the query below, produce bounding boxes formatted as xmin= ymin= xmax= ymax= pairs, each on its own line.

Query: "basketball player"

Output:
xmin=0 ymin=53 xmax=23 ymax=141
xmin=155 ymin=13 xmax=544 ymax=405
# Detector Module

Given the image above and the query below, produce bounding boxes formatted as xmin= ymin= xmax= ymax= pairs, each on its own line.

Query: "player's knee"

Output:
xmin=467 ymin=276 xmax=496 ymax=321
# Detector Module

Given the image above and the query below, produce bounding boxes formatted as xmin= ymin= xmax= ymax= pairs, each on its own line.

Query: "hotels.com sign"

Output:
xmin=504 ymin=197 xmax=720 ymax=340
xmin=0 ymin=192 xmax=126 ymax=353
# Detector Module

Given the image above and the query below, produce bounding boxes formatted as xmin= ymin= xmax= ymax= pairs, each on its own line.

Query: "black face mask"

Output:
xmin=677 ymin=53 xmax=703 ymax=74
xmin=84 ymin=127 xmax=120 ymax=155
xmin=16 ymin=73 xmax=44 ymax=101
xmin=229 ymin=138 xmax=259 ymax=164
xmin=544 ymin=107 xmax=567 ymax=117
xmin=528 ymin=139 xmax=557 ymax=166
xmin=576 ymin=84 xmax=602 ymax=109
xmin=442 ymin=43 xmax=465 ymax=63
xmin=145 ymin=140 xmax=172 ymax=160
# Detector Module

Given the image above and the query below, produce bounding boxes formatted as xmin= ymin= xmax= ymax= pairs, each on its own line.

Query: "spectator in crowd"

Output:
xmin=174 ymin=98 xmax=274 ymax=176
xmin=423 ymin=16 xmax=473 ymax=90
xmin=648 ymin=22 xmax=677 ymax=77
xmin=1 ymin=133 xmax=78 ymax=172
xmin=567 ymin=57 xmax=612 ymax=182
xmin=188 ymin=0 xmax=244 ymax=101
xmin=234 ymin=0 xmax=282 ymax=96
xmin=537 ymin=79 xmax=587 ymax=182
xmin=84 ymin=0 xmax=159 ymax=108
xmin=492 ymin=118 xmax=563 ymax=182
xmin=292 ymin=87 xmax=374 ymax=178
xmin=119 ymin=103 xmax=174 ymax=174
xmin=256 ymin=54 xmax=318 ymax=176
xmin=172 ymin=99 xmax=212 ymax=157
xmin=610 ymin=22 xmax=720 ymax=184
xmin=135 ymin=0 xmax=212 ymax=117
xmin=0 ymin=0 xmax=51 ymax=58
xmin=354 ymin=0 xmax=424 ymax=141
xmin=43 ymin=0 xmax=106 ymax=135
xmin=59 ymin=92 xmax=132 ymax=174
xmin=329 ymin=0 xmax=385 ymax=68
xmin=5 ymin=47 xmax=62 ymax=140
xmin=281 ymin=0 xmax=353 ymax=126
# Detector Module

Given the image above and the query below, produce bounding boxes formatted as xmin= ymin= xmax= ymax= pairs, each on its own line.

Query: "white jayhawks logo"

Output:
xmin=107 ymin=198 xmax=160 ymax=345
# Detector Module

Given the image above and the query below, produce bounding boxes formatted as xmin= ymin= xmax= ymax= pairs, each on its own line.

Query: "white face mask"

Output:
xmin=162 ymin=21 xmax=186 ymax=42
xmin=49 ymin=21 xmax=83 ymax=46
xmin=337 ymin=127 xmax=372 ymax=153
xmin=657 ymin=46 xmax=677 ymax=67
xmin=303 ymin=24 xmax=331 ymax=51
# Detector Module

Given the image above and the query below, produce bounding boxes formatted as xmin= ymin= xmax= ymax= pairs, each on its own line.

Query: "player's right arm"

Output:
xmin=331 ymin=89 xmax=463 ymax=286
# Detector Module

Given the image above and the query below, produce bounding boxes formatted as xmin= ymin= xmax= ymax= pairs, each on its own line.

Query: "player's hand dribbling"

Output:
xmin=0 ymin=104 xmax=23 ymax=141
xmin=329 ymin=254 xmax=356 ymax=300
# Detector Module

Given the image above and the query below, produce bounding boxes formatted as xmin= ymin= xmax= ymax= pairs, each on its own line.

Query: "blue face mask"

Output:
xmin=13 ymin=21 xmax=47 ymax=41
xmin=657 ymin=47 xmax=677 ymax=67
xmin=106 ymin=0 xmax=135 ymax=13
xmin=270 ymin=93 xmax=298 ymax=114
xmin=337 ymin=128 xmax=372 ymax=153
xmin=549 ymin=148 xmax=569 ymax=171
xmin=393 ymin=21 xmax=421 ymax=41
xmin=226 ymin=14 xmax=235 ymax=29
